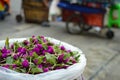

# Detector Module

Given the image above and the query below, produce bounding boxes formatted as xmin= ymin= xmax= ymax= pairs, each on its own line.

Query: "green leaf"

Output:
xmin=14 ymin=59 xmax=22 ymax=66
xmin=6 ymin=56 xmax=13 ymax=64
xmin=31 ymin=67 xmax=43 ymax=74
xmin=20 ymin=69 xmax=26 ymax=73
xmin=37 ymin=36 xmax=43 ymax=44
xmin=5 ymin=37 xmax=9 ymax=49
xmin=53 ymin=45 xmax=61 ymax=54
xmin=33 ymin=52 xmax=39 ymax=58
xmin=74 ymin=55 xmax=80 ymax=62
xmin=64 ymin=53 xmax=71 ymax=60
xmin=0 ymin=51 xmax=2 ymax=56
xmin=37 ymin=56 xmax=44 ymax=64
xmin=30 ymin=62 xmax=36 ymax=68
xmin=45 ymin=53 xmax=57 ymax=65
xmin=16 ymin=68 xmax=26 ymax=73
xmin=42 ymin=43 xmax=48 ymax=50
xmin=70 ymin=51 xmax=78 ymax=56
xmin=29 ymin=38 xmax=33 ymax=43
xmin=13 ymin=42 xmax=20 ymax=52
xmin=66 ymin=61 xmax=73 ymax=65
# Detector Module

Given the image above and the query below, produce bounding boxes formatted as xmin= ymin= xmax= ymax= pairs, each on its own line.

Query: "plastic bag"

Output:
xmin=0 ymin=37 xmax=86 ymax=80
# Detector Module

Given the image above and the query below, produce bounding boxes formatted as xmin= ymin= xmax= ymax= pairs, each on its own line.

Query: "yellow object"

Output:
xmin=0 ymin=1 xmax=4 ymax=11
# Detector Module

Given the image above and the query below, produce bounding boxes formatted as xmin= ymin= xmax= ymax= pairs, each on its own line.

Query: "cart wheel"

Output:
xmin=66 ymin=14 xmax=84 ymax=34
xmin=106 ymin=30 xmax=114 ymax=39
xmin=16 ymin=14 xmax=22 ymax=23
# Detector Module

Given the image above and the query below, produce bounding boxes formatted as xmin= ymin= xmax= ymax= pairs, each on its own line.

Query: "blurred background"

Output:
xmin=0 ymin=0 xmax=120 ymax=80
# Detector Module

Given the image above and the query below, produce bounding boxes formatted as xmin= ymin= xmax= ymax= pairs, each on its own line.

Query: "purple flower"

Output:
xmin=23 ymin=40 xmax=29 ymax=45
xmin=2 ymin=65 xmax=10 ymax=69
xmin=33 ymin=59 xmax=38 ymax=65
xmin=36 ymin=44 xmax=42 ymax=49
xmin=33 ymin=47 xmax=40 ymax=53
xmin=58 ymin=54 xmax=64 ymax=63
xmin=40 ymin=36 xmax=47 ymax=42
xmin=40 ymin=36 xmax=44 ymax=39
xmin=13 ymin=54 xmax=18 ymax=60
xmin=2 ymin=53 xmax=8 ymax=58
xmin=62 ymin=66 xmax=69 ymax=69
xmin=42 ymin=50 xmax=47 ymax=55
xmin=22 ymin=54 xmax=28 ymax=59
xmin=17 ymin=47 xmax=26 ymax=54
xmin=33 ymin=39 xmax=38 ymax=44
xmin=63 ymin=58 xmax=69 ymax=63
xmin=22 ymin=59 xmax=29 ymax=68
xmin=17 ymin=52 xmax=22 ymax=57
xmin=32 ymin=35 xmax=35 ymax=38
xmin=43 ymin=68 xmax=49 ymax=72
xmin=29 ymin=51 xmax=33 ymax=57
xmin=60 ymin=46 xmax=65 ymax=51
xmin=1 ymin=48 xmax=10 ymax=53
xmin=66 ymin=50 xmax=71 ymax=53
xmin=47 ymin=46 xmax=54 ymax=54
xmin=38 ymin=64 xmax=43 ymax=68
xmin=10 ymin=44 xmax=14 ymax=49
xmin=12 ymin=64 xmax=17 ymax=69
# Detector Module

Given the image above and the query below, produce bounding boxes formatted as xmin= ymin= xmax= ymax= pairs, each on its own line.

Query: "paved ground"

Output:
xmin=0 ymin=1 xmax=120 ymax=80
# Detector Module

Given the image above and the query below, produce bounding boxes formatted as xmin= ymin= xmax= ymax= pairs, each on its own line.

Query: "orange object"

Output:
xmin=82 ymin=13 xmax=104 ymax=27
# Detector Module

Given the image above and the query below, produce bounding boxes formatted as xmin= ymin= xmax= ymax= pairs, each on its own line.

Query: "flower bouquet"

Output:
xmin=0 ymin=36 xmax=86 ymax=80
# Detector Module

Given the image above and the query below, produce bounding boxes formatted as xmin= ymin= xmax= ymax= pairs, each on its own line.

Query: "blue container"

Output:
xmin=58 ymin=2 xmax=106 ymax=14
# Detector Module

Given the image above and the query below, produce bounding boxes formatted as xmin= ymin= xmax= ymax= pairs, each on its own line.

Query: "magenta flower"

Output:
xmin=33 ymin=39 xmax=38 ymax=44
xmin=42 ymin=50 xmax=47 ymax=55
xmin=13 ymin=54 xmax=18 ymax=60
xmin=33 ymin=59 xmax=38 ymax=65
xmin=40 ymin=36 xmax=44 ymax=39
xmin=40 ymin=36 xmax=47 ymax=42
xmin=29 ymin=51 xmax=33 ymax=57
xmin=58 ymin=54 xmax=64 ymax=63
xmin=38 ymin=64 xmax=43 ymax=68
xmin=10 ymin=44 xmax=14 ymax=49
xmin=2 ymin=53 xmax=8 ymax=58
xmin=43 ymin=68 xmax=49 ymax=72
xmin=33 ymin=47 xmax=40 ymax=53
xmin=32 ymin=35 xmax=35 ymax=38
xmin=17 ymin=47 xmax=26 ymax=54
xmin=60 ymin=46 xmax=65 ymax=51
xmin=63 ymin=58 xmax=69 ymax=63
xmin=23 ymin=40 xmax=29 ymax=45
xmin=36 ymin=44 xmax=42 ymax=49
xmin=2 ymin=64 xmax=10 ymax=69
xmin=47 ymin=46 xmax=54 ymax=54
xmin=17 ymin=52 xmax=22 ymax=57
xmin=12 ymin=64 xmax=17 ymax=69
xmin=1 ymin=47 xmax=10 ymax=53
xmin=22 ymin=59 xmax=29 ymax=68
xmin=66 ymin=50 xmax=71 ymax=53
